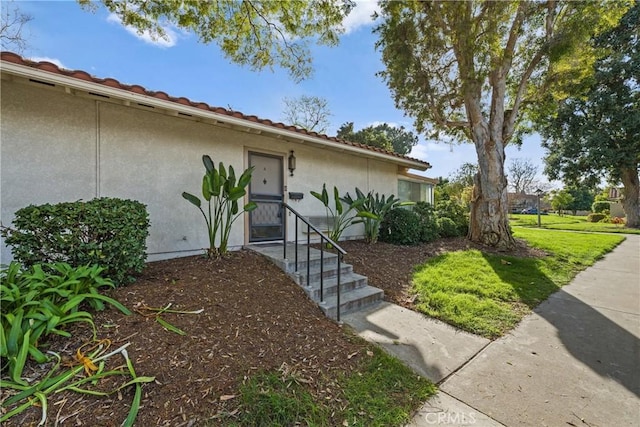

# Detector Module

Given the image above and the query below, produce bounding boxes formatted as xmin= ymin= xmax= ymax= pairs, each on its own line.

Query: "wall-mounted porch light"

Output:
xmin=288 ymin=150 xmax=296 ymax=176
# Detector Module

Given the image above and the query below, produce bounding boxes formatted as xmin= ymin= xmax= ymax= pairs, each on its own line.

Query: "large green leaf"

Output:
xmin=227 ymin=187 xmax=246 ymax=202
xmin=202 ymin=176 xmax=212 ymax=201
xmin=321 ymin=184 xmax=329 ymax=206
xmin=11 ymin=328 xmax=30 ymax=385
xmin=334 ymin=186 xmax=343 ymax=215
xmin=310 ymin=191 xmax=325 ymax=205
xmin=357 ymin=212 xmax=379 ymax=220
xmin=7 ymin=309 xmax=24 ymax=356
xmin=202 ymin=155 xmax=215 ymax=173
xmin=0 ymin=325 xmax=7 ymax=357
xmin=182 ymin=192 xmax=201 ymax=208
xmin=244 ymin=201 xmax=258 ymax=212
xmin=211 ymin=169 xmax=221 ymax=197
xmin=237 ymin=166 xmax=254 ymax=188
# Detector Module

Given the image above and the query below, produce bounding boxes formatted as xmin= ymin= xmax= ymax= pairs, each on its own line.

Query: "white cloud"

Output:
xmin=409 ymin=142 xmax=430 ymax=161
xmin=28 ymin=57 xmax=67 ymax=69
xmin=341 ymin=0 xmax=381 ymax=34
xmin=426 ymin=141 xmax=452 ymax=152
xmin=107 ymin=13 xmax=178 ymax=48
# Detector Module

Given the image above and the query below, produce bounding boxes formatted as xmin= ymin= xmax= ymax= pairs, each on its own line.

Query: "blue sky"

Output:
xmin=8 ymin=0 xmax=549 ymax=183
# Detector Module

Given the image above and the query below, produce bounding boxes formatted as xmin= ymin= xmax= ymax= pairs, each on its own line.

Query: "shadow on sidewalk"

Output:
xmin=534 ymin=289 xmax=640 ymax=398
xmin=483 ymin=245 xmax=640 ymax=398
xmin=343 ymin=306 xmax=446 ymax=382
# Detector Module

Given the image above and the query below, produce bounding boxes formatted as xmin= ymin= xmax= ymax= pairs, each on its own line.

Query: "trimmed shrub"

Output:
xmin=591 ymin=201 xmax=611 ymax=214
xmin=2 ymin=198 xmax=150 ymax=285
xmin=586 ymin=213 xmax=607 ymax=223
xmin=414 ymin=202 xmax=439 ymax=243
xmin=434 ymin=200 xmax=469 ymax=236
xmin=436 ymin=217 xmax=459 ymax=238
xmin=379 ymin=208 xmax=420 ymax=245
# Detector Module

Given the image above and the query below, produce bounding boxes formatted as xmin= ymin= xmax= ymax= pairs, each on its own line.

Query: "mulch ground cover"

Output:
xmin=2 ymin=237 xmax=541 ymax=426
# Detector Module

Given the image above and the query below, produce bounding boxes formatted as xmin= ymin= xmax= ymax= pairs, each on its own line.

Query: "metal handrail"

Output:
xmin=282 ymin=202 xmax=345 ymax=322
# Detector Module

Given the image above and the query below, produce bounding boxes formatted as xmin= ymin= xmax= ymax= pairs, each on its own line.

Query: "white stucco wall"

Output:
xmin=1 ymin=77 xmax=404 ymax=262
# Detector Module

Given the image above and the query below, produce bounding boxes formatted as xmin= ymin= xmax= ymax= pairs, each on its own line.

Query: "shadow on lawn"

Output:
xmin=484 ymin=251 xmax=640 ymax=398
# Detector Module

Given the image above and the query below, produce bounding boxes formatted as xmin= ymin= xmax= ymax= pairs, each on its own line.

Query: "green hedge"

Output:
xmin=379 ymin=208 xmax=421 ymax=245
xmin=414 ymin=202 xmax=439 ymax=243
xmin=586 ymin=213 xmax=607 ymax=223
xmin=591 ymin=201 xmax=611 ymax=214
xmin=434 ymin=200 xmax=469 ymax=236
xmin=2 ymin=198 xmax=150 ymax=285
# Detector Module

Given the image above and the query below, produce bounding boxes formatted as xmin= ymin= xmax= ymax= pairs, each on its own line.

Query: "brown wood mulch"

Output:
xmin=1 ymin=237 xmax=543 ymax=426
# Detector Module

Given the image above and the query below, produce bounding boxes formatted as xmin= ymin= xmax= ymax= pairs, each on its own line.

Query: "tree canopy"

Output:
xmin=80 ymin=0 xmax=354 ymax=81
xmin=375 ymin=0 xmax=630 ymax=249
xmin=539 ymin=2 xmax=639 ymax=227
xmin=336 ymin=122 xmax=419 ymax=155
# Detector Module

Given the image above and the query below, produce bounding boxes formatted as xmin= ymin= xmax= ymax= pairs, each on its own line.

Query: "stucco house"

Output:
xmin=0 ymin=52 xmax=433 ymax=264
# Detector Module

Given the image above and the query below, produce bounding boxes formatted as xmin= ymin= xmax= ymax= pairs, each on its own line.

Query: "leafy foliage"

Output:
xmin=0 ymin=341 xmax=153 ymax=426
xmin=282 ymin=95 xmax=331 ymax=133
xmin=0 ymin=262 xmax=130 ymax=384
xmin=343 ymin=188 xmax=410 ymax=244
xmin=436 ymin=217 xmax=458 ymax=238
xmin=374 ymin=1 xmax=629 ymax=249
xmin=547 ymin=189 xmax=575 ymax=216
xmin=449 ymin=162 xmax=478 ymax=188
xmin=435 ymin=200 xmax=469 ymax=237
xmin=310 ymin=184 xmax=363 ymax=243
xmin=336 ymin=122 xmax=419 ymax=155
xmin=80 ymin=0 xmax=354 ymax=81
xmin=2 ymin=198 xmax=150 ymax=285
xmin=414 ymin=202 xmax=439 ymax=243
xmin=539 ymin=2 xmax=640 ymax=227
xmin=379 ymin=208 xmax=421 ymax=245
xmin=183 ymin=155 xmax=257 ymax=257
xmin=566 ymin=186 xmax=595 ymax=214
xmin=592 ymin=201 xmax=612 ymax=214
xmin=587 ymin=213 xmax=608 ymax=223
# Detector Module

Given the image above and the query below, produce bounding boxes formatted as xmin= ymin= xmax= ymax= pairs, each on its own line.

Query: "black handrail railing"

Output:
xmin=282 ymin=202 xmax=346 ymax=322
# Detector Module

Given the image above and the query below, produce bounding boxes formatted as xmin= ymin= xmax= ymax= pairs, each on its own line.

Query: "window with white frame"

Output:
xmin=398 ymin=179 xmax=434 ymax=204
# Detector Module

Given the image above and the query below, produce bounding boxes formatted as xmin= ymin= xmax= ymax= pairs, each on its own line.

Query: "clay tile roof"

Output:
xmin=0 ymin=51 xmax=430 ymax=169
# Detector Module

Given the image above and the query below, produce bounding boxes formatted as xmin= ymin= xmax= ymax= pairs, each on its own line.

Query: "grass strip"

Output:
xmin=219 ymin=346 xmax=435 ymax=426
xmin=510 ymin=213 xmax=640 ymax=234
xmin=411 ymin=229 xmax=625 ymax=338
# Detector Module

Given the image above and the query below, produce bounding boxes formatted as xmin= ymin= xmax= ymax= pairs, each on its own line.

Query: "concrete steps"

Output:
xmin=246 ymin=243 xmax=383 ymax=321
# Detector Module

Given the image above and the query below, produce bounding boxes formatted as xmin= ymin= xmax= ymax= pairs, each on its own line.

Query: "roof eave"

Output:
xmin=1 ymin=61 xmax=430 ymax=171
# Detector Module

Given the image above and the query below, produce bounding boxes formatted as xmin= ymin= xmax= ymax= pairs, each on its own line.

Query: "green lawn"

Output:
xmin=510 ymin=213 xmax=640 ymax=234
xmin=411 ymin=229 xmax=625 ymax=338
xmin=224 ymin=346 xmax=435 ymax=426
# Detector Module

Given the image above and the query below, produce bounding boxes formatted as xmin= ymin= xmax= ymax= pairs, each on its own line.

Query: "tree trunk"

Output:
xmin=621 ymin=167 xmax=640 ymax=228
xmin=468 ymin=136 xmax=516 ymax=250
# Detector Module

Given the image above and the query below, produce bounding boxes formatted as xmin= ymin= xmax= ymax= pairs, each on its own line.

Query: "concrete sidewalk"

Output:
xmin=344 ymin=234 xmax=639 ymax=427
